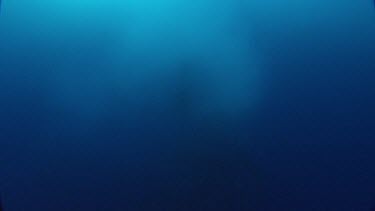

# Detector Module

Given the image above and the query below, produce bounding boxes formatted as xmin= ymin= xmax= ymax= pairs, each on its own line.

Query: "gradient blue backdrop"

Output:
xmin=1 ymin=1 xmax=375 ymax=210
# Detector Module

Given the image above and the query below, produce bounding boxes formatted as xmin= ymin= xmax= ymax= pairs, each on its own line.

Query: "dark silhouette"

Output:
xmin=0 ymin=194 xmax=3 ymax=211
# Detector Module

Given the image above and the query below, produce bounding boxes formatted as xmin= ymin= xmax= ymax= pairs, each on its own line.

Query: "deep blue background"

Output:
xmin=1 ymin=1 xmax=375 ymax=210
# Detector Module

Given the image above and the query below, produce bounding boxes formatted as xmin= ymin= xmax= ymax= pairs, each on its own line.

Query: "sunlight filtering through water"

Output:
xmin=1 ymin=1 xmax=375 ymax=210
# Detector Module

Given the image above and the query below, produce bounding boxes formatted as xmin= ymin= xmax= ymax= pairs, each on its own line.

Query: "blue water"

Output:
xmin=1 ymin=1 xmax=375 ymax=210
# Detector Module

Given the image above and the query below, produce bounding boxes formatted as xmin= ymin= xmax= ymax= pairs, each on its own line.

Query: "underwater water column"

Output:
xmin=1 ymin=0 xmax=375 ymax=211
xmin=0 ymin=0 xmax=265 ymax=210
